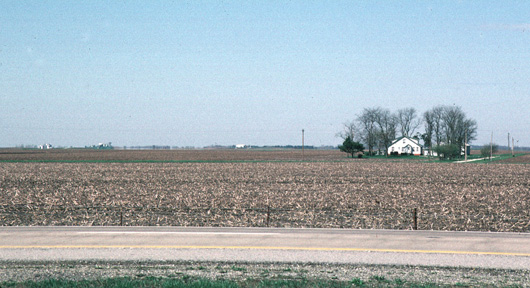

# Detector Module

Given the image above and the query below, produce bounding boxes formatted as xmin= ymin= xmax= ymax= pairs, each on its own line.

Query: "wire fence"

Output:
xmin=1 ymin=205 xmax=529 ymax=232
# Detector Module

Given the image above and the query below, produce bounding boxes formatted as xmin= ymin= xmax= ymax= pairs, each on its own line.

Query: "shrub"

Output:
xmin=338 ymin=137 xmax=365 ymax=158
xmin=433 ymin=144 xmax=460 ymax=160
xmin=480 ymin=143 xmax=498 ymax=158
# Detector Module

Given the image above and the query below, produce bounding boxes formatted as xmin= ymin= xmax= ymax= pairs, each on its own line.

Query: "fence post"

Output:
xmin=413 ymin=208 xmax=418 ymax=230
xmin=266 ymin=206 xmax=270 ymax=227
xmin=120 ymin=208 xmax=123 ymax=226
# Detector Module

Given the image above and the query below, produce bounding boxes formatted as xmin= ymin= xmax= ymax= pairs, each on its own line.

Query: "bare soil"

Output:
xmin=0 ymin=148 xmax=345 ymax=162
xmin=496 ymin=153 xmax=530 ymax=164
xmin=1 ymin=149 xmax=529 ymax=232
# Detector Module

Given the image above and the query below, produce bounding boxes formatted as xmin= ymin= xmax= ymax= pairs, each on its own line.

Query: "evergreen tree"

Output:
xmin=339 ymin=136 xmax=365 ymax=158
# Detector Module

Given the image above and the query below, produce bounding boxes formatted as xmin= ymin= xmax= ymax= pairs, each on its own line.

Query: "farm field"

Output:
xmin=0 ymin=148 xmax=346 ymax=162
xmin=1 ymin=150 xmax=529 ymax=232
xmin=496 ymin=153 xmax=530 ymax=164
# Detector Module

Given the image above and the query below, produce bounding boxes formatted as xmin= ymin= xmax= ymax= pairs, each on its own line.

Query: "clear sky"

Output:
xmin=1 ymin=1 xmax=529 ymax=148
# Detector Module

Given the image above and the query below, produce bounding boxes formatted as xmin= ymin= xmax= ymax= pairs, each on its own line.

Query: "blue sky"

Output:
xmin=1 ymin=1 xmax=529 ymax=147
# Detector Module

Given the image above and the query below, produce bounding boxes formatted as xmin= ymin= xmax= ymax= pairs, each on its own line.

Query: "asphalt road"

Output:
xmin=1 ymin=227 xmax=530 ymax=269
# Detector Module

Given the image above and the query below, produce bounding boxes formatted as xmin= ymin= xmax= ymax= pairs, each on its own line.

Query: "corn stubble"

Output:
xmin=1 ymin=161 xmax=529 ymax=231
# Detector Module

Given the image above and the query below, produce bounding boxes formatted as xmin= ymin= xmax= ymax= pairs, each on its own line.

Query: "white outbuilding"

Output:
xmin=388 ymin=136 xmax=423 ymax=156
xmin=39 ymin=144 xmax=53 ymax=149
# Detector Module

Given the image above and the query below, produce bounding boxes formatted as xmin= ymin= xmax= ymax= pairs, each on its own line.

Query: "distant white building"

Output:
xmin=39 ymin=144 xmax=53 ymax=150
xmin=388 ymin=137 xmax=423 ymax=156
xmin=423 ymin=149 xmax=438 ymax=157
xmin=235 ymin=144 xmax=247 ymax=149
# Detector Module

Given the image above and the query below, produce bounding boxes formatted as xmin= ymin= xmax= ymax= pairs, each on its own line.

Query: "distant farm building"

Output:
xmin=97 ymin=142 xmax=113 ymax=149
xmin=235 ymin=144 xmax=248 ymax=149
xmin=38 ymin=144 xmax=53 ymax=150
xmin=85 ymin=142 xmax=113 ymax=150
xmin=388 ymin=137 xmax=423 ymax=156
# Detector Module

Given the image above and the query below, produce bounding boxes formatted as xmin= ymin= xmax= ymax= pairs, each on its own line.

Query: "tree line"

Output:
xmin=338 ymin=105 xmax=477 ymax=159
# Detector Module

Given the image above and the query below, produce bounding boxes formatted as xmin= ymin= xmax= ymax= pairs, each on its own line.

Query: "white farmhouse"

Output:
xmin=388 ymin=136 xmax=423 ymax=156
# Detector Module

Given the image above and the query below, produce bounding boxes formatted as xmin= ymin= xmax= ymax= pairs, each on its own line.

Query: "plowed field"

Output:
xmin=0 ymin=148 xmax=344 ymax=162
xmin=1 ymin=149 xmax=529 ymax=232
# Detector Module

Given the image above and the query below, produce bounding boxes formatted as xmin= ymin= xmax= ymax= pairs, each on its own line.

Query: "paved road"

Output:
xmin=1 ymin=227 xmax=530 ymax=269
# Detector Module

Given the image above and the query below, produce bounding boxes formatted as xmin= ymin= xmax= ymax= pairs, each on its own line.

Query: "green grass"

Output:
xmin=422 ymin=153 xmax=528 ymax=163
xmin=487 ymin=153 xmax=527 ymax=162
xmin=0 ymin=276 xmax=239 ymax=288
xmin=0 ymin=275 xmax=495 ymax=288
xmin=458 ymin=153 xmax=528 ymax=164
xmin=0 ymin=276 xmax=352 ymax=288
xmin=230 ymin=266 xmax=247 ymax=272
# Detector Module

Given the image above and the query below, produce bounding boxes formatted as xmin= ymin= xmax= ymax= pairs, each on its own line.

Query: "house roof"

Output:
xmin=390 ymin=136 xmax=422 ymax=147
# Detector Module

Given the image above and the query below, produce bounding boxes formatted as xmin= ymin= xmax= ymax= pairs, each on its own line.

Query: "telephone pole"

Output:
xmin=302 ymin=129 xmax=305 ymax=160
xmin=464 ymin=131 xmax=467 ymax=162
xmin=490 ymin=131 xmax=493 ymax=161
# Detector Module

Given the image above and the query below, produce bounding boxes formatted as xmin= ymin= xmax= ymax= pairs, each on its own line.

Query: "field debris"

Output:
xmin=1 ymin=154 xmax=529 ymax=232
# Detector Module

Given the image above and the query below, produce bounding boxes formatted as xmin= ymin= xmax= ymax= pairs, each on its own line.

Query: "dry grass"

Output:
xmin=1 ymin=150 xmax=529 ymax=231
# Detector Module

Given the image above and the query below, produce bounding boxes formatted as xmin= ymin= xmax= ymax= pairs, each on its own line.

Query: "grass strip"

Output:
xmin=0 ymin=275 xmax=488 ymax=288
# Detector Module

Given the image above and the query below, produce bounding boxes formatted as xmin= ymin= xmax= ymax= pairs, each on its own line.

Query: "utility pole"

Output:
xmin=512 ymin=137 xmax=515 ymax=157
xmin=302 ymin=129 xmax=305 ymax=160
xmin=490 ymin=131 xmax=493 ymax=161
xmin=464 ymin=131 xmax=467 ymax=162
xmin=508 ymin=133 xmax=510 ymax=150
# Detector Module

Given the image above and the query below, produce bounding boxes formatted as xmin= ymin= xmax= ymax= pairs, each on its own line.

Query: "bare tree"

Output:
xmin=422 ymin=110 xmax=435 ymax=155
xmin=356 ymin=107 xmax=380 ymax=155
xmin=396 ymin=107 xmax=420 ymax=137
xmin=442 ymin=106 xmax=465 ymax=146
xmin=462 ymin=118 xmax=477 ymax=145
xmin=374 ymin=108 xmax=397 ymax=156
xmin=454 ymin=115 xmax=477 ymax=154
xmin=424 ymin=105 xmax=477 ymax=157
xmin=336 ymin=120 xmax=357 ymax=141
xmin=426 ymin=105 xmax=445 ymax=147
xmin=442 ymin=105 xmax=477 ymax=150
